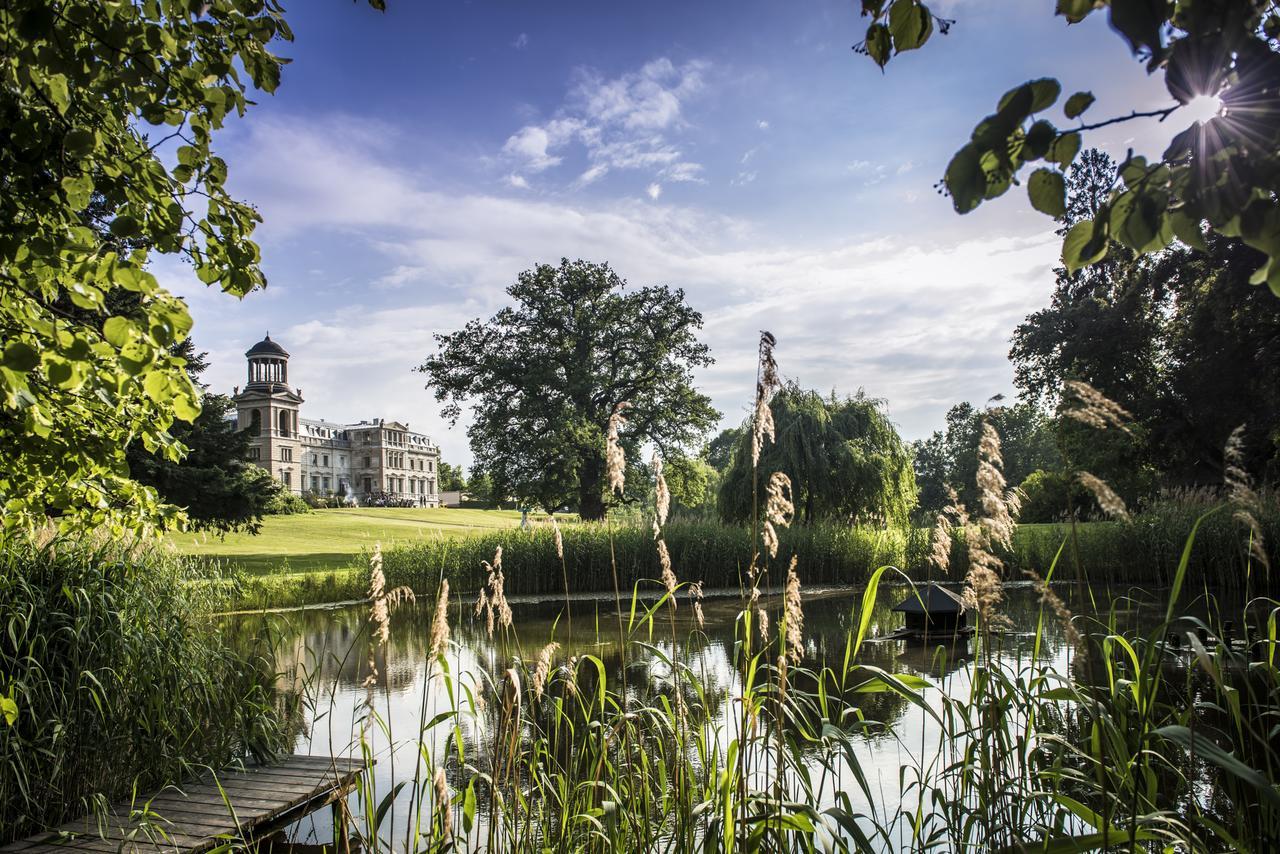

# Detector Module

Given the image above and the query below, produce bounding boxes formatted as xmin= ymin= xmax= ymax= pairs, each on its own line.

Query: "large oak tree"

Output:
xmin=419 ymin=259 xmax=719 ymax=520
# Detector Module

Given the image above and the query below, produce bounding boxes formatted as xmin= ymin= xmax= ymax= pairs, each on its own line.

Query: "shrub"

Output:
xmin=264 ymin=491 xmax=310 ymax=515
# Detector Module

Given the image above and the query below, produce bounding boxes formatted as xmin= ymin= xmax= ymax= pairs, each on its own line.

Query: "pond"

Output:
xmin=224 ymin=581 xmax=1208 ymax=849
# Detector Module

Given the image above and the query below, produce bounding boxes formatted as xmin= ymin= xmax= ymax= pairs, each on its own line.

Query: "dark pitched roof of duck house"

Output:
xmin=892 ymin=584 xmax=965 ymax=615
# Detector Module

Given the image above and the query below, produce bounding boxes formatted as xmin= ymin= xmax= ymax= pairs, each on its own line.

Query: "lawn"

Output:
xmin=169 ymin=507 xmax=536 ymax=574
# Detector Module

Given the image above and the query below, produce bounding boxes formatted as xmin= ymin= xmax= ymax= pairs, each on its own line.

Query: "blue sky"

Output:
xmin=166 ymin=0 xmax=1178 ymax=468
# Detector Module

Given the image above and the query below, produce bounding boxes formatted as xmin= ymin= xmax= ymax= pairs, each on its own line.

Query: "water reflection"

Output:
xmin=223 ymin=583 xmax=1116 ymax=846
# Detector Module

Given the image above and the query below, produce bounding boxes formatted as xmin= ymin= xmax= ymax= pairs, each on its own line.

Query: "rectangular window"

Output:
xmin=363 ymin=477 xmax=372 ymax=493
xmin=281 ymin=447 xmax=293 ymax=462
xmin=323 ymin=455 xmax=329 ymax=467
xmin=283 ymin=471 xmax=292 ymax=488
xmin=311 ymin=476 xmax=320 ymax=492
xmin=249 ymin=447 xmax=260 ymax=460
xmin=323 ymin=476 xmax=331 ymax=491
xmin=364 ymin=456 xmax=371 ymax=468
xmin=312 ymin=455 xmax=317 ymax=465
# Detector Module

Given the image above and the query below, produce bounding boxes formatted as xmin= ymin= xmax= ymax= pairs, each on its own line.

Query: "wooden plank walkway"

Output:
xmin=1 ymin=755 xmax=365 ymax=854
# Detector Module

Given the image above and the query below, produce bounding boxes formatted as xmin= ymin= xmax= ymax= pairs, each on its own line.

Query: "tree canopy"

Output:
xmin=912 ymin=400 xmax=1060 ymax=521
xmin=0 ymin=1 xmax=376 ymax=537
xmin=857 ymin=0 xmax=1280 ymax=293
xmin=418 ymin=259 xmax=720 ymax=520
xmin=718 ymin=385 xmax=917 ymax=526
xmin=1009 ymin=149 xmax=1280 ymax=492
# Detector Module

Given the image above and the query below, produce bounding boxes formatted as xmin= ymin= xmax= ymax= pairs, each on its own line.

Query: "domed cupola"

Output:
xmin=245 ymin=333 xmax=291 ymax=389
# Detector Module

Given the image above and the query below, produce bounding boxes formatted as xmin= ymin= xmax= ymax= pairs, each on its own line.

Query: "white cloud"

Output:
xmin=506 ymin=173 xmax=530 ymax=189
xmin=183 ymin=114 xmax=1062 ymax=466
xmin=646 ymin=182 xmax=662 ymax=200
xmin=757 ymin=119 xmax=770 ymax=130
xmin=662 ymin=162 xmax=705 ymax=183
xmin=500 ymin=57 xmax=707 ymax=188
xmin=511 ymin=32 xmax=529 ymax=49
xmin=731 ymin=171 xmax=757 ymax=186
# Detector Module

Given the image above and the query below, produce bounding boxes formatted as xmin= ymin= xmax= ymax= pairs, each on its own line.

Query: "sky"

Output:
xmin=165 ymin=0 xmax=1181 ymax=469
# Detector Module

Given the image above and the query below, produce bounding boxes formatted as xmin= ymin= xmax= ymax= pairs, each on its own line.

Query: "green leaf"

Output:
xmin=1049 ymin=131 xmax=1081 ymax=168
xmin=1169 ymin=208 xmax=1208 ymax=252
xmin=1062 ymin=218 xmax=1109 ymax=271
xmin=945 ymin=144 xmax=986 ymax=214
xmin=110 ymin=215 xmax=141 ymax=239
xmin=1153 ymin=725 xmax=1280 ymax=808
xmin=0 ymin=694 xmax=16 ymax=726
xmin=1055 ymin=0 xmax=1098 ymax=23
xmin=45 ymin=73 xmax=70 ymax=114
xmin=143 ymin=371 xmax=170 ymax=404
xmin=61 ymin=175 xmax=93 ymax=211
xmin=999 ymin=78 xmax=1061 ymax=114
xmin=2 ymin=342 xmax=39 ymax=372
xmin=888 ymin=0 xmax=932 ymax=52
xmin=865 ymin=24 xmax=892 ymax=67
xmin=1028 ymin=168 xmax=1067 ymax=218
xmin=1063 ymin=91 xmax=1095 ymax=118
xmin=1024 ymin=120 xmax=1057 ymax=160
xmin=1109 ymin=0 xmax=1167 ymax=59
xmin=63 ymin=128 xmax=95 ymax=159
xmin=103 ymin=316 xmax=135 ymax=348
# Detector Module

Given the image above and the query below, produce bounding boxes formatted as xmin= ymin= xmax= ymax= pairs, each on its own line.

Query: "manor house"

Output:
xmin=231 ymin=334 xmax=441 ymax=507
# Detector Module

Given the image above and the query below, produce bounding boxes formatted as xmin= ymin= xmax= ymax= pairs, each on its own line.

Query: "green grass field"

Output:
xmin=169 ymin=507 xmax=534 ymax=574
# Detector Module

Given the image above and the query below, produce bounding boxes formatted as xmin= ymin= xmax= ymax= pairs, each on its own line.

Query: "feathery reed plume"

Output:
xmin=1023 ymin=569 xmax=1082 ymax=650
xmin=762 ymin=471 xmax=794 ymax=559
xmin=783 ymin=556 xmax=804 ymax=664
xmin=433 ymin=767 xmax=452 ymax=839
xmin=657 ymin=537 xmax=678 ymax=604
xmin=551 ymin=516 xmax=564 ymax=561
xmin=976 ymin=422 xmax=1017 ymax=550
xmin=368 ymin=543 xmax=389 ymax=649
xmin=532 ymin=642 xmax=559 ymax=701
xmin=1225 ymin=425 xmax=1269 ymax=570
xmin=1062 ymin=380 xmax=1132 ymax=434
xmin=474 ymin=547 xmax=512 ymax=639
xmin=606 ymin=402 xmax=631 ymax=496
xmin=1076 ymin=471 xmax=1130 ymax=521
xmin=689 ymin=581 xmax=705 ymax=629
xmin=752 ymin=331 xmax=780 ymax=466
xmin=428 ymin=579 xmax=450 ymax=660
xmin=757 ymin=607 xmax=770 ymax=645
xmin=653 ymin=452 xmax=671 ymax=529
xmin=961 ymin=421 xmax=1017 ymax=628
xmin=928 ymin=488 xmax=965 ymax=574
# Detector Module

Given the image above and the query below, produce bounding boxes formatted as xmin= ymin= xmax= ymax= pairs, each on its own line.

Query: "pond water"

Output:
xmin=224 ymin=581 xmax=1202 ymax=848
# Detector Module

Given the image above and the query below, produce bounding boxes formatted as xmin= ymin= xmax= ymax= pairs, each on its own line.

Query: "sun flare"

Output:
xmin=1184 ymin=93 xmax=1224 ymax=124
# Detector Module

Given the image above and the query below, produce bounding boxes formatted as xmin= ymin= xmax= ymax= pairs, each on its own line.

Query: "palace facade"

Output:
xmin=231 ymin=335 xmax=441 ymax=507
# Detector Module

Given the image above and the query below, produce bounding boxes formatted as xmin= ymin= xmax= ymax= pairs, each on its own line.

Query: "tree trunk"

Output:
xmin=578 ymin=453 xmax=607 ymax=521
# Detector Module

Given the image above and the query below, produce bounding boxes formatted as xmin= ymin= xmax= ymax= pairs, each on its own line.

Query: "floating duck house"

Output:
xmin=892 ymin=584 xmax=967 ymax=637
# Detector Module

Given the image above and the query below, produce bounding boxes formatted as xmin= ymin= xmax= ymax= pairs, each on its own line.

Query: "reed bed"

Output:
xmin=218 ymin=499 xmax=1279 ymax=611
xmin=0 ymin=537 xmax=294 ymax=843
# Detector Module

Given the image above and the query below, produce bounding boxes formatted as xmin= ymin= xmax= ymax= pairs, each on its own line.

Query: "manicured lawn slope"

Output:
xmin=170 ymin=507 xmax=533 ymax=574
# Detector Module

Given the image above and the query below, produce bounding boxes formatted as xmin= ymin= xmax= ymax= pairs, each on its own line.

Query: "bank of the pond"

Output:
xmin=215 ymin=501 xmax=1277 ymax=610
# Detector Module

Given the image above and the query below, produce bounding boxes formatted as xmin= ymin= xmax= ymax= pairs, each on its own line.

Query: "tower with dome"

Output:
xmin=232 ymin=334 xmax=441 ymax=506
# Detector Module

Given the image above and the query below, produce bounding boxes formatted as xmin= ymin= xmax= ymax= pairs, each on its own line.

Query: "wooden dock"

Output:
xmin=1 ymin=755 xmax=365 ymax=854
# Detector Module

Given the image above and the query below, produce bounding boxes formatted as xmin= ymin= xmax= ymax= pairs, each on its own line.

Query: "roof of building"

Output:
xmin=246 ymin=334 xmax=289 ymax=358
xmin=891 ymin=584 xmax=966 ymax=615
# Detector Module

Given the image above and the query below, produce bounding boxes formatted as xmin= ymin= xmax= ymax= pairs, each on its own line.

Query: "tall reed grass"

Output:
xmin=218 ymin=496 xmax=1279 ymax=611
xmin=0 ymin=537 xmax=295 ymax=843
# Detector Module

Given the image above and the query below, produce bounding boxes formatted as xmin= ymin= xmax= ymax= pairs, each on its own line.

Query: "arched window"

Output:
xmin=249 ymin=409 xmax=262 ymax=437
xmin=278 ymin=409 xmax=290 ymax=438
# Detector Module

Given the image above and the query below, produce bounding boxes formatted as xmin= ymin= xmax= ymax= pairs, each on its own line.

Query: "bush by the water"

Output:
xmin=0 ymin=537 xmax=294 ymax=843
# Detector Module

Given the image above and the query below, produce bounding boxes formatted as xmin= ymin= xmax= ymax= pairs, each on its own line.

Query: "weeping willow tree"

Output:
xmin=718 ymin=384 xmax=917 ymax=525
